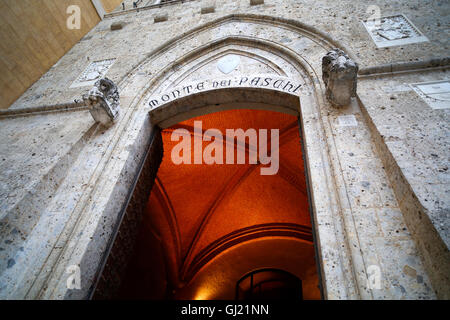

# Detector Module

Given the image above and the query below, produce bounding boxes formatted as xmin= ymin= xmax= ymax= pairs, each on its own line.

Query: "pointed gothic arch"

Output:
xmin=31 ymin=13 xmax=369 ymax=301
xmin=91 ymin=15 xmax=362 ymax=299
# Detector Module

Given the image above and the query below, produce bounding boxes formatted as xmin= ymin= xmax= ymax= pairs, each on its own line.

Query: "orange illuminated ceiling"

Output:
xmin=145 ymin=108 xmax=314 ymax=288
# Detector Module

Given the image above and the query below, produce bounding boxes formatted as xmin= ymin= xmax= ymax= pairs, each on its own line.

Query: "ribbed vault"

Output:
xmin=118 ymin=108 xmax=319 ymax=299
xmin=114 ymin=13 xmax=336 ymax=300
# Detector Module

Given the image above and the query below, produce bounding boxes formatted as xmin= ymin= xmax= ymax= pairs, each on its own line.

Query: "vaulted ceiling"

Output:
xmin=144 ymin=108 xmax=315 ymax=287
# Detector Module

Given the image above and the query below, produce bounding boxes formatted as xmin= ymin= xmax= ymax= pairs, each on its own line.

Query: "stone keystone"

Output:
xmin=83 ymin=77 xmax=120 ymax=126
xmin=322 ymin=49 xmax=358 ymax=106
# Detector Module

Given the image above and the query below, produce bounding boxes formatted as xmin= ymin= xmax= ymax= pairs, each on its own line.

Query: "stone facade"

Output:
xmin=0 ymin=0 xmax=448 ymax=300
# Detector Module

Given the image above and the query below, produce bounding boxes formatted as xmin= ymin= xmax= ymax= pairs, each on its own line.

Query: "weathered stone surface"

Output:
xmin=358 ymin=69 xmax=450 ymax=299
xmin=0 ymin=0 xmax=448 ymax=301
xmin=70 ymin=59 xmax=116 ymax=88
xmin=322 ymin=49 xmax=358 ymax=106
xmin=82 ymin=78 xmax=120 ymax=125
xmin=363 ymin=14 xmax=429 ymax=48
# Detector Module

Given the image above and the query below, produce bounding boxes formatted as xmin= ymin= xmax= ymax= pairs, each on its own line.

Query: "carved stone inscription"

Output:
xmin=147 ymin=75 xmax=303 ymax=109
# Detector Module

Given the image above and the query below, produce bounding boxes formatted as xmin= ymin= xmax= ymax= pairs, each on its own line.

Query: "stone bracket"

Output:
xmin=322 ymin=49 xmax=358 ymax=106
xmin=82 ymin=78 xmax=120 ymax=126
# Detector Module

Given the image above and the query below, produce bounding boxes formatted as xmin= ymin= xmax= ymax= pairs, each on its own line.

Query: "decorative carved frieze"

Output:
xmin=70 ymin=59 xmax=116 ymax=88
xmin=322 ymin=49 xmax=358 ymax=106
xmin=362 ymin=14 xmax=428 ymax=48
xmin=82 ymin=78 xmax=120 ymax=125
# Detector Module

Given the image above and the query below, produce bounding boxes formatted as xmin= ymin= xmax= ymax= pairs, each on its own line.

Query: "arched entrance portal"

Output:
xmin=83 ymin=15 xmax=360 ymax=300
xmin=96 ymin=107 xmax=321 ymax=300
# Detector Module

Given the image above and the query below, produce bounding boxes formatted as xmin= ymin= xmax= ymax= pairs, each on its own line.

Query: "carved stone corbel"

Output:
xmin=83 ymin=77 xmax=120 ymax=125
xmin=322 ymin=49 xmax=358 ymax=106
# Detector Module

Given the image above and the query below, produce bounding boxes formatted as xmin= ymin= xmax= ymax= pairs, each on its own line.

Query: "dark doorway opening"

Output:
xmin=236 ymin=268 xmax=303 ymax=300
xmin=94 ymin=108 xmax=322 ymax=300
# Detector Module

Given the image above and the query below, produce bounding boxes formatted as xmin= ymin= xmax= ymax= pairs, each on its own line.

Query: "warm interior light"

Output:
xmin=117 ymin=109 xmax=320 ymax=300
xmin=194 ymin=288 xmax=212 ymax=300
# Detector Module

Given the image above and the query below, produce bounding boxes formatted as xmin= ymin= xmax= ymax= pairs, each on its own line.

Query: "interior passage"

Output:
xmin=118 ymin=109 xmax=321 ymax=300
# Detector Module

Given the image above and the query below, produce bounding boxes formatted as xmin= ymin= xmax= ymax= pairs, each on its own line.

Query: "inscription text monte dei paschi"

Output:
xmin=147 ymin=75 xmax=303 ymax=109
